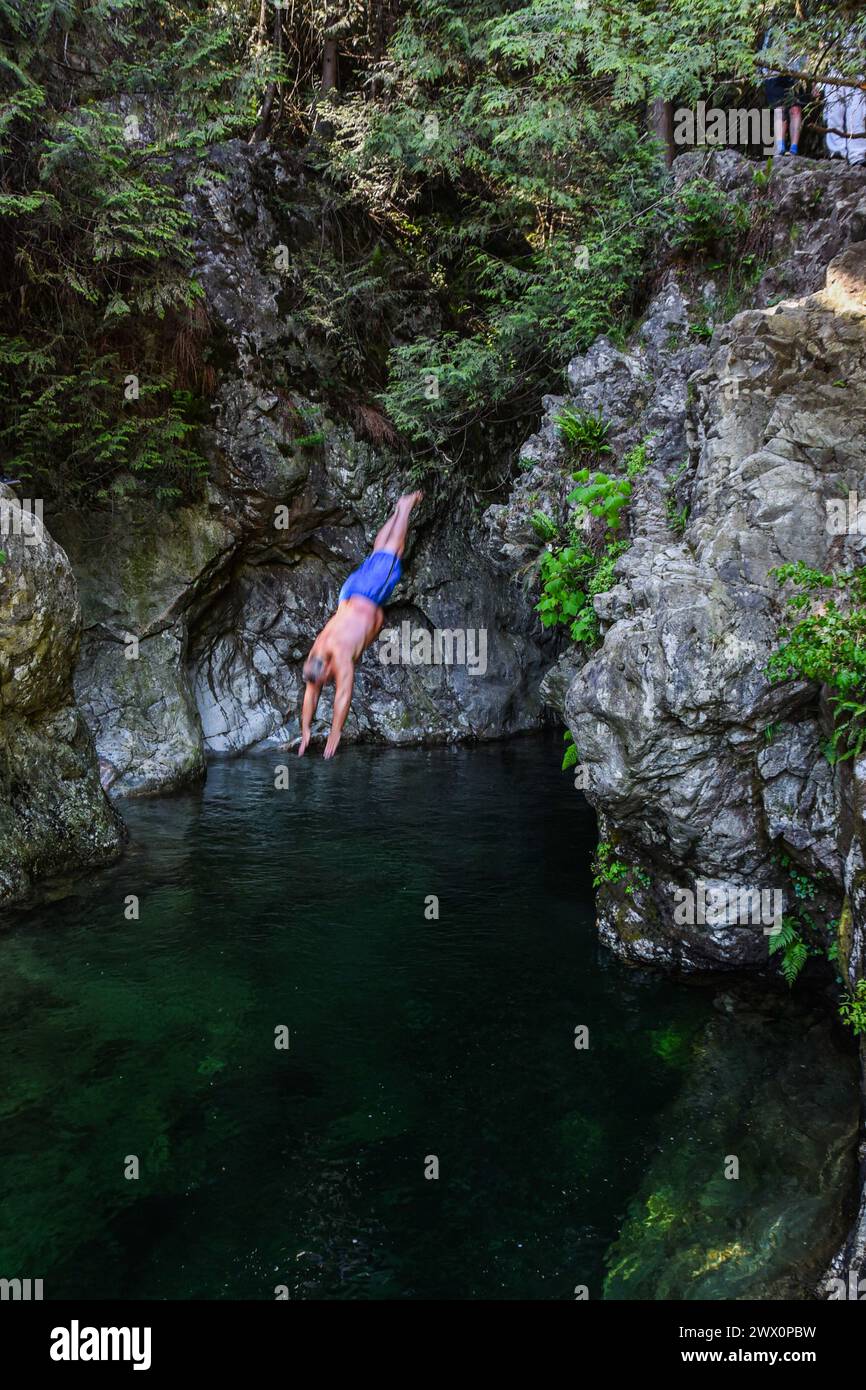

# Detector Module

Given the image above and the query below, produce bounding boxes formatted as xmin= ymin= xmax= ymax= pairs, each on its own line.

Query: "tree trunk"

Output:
xmin=321 ymin=38 xmax=339 ymax=95
xmin=250 ymin=6 xmax=283 ymax=144
xmin=650 ymin=97 xmax=676 ymax=167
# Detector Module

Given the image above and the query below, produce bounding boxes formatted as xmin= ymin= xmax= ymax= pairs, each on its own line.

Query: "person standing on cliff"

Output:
xmin=297 ymin=491 xmax=423 ymax=759
xmin=760 ymin=12 xmax=809 ymax=155
xmin=820 ymin=17 xmax=866 ymax=166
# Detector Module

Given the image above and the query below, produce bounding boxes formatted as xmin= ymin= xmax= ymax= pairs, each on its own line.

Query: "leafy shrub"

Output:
xmin=592 ymin=840 xmax=651 ymax=897
xmin=536 ymin=544 xmax=592 ymax=635
xmin=536 ymin=536 xmax=629 ymax=645
xmin=767 ymin=564 xmax=866 ymax=762
xmin=569 ymin=468 xmax=631 ymax=534
xmin=668 ymin=178 xmax=750 ymax=259
xmin=839 ymin=980 xmax=866 ymax=1036
xmin=623 ymin=440 xmax=651 ymax=477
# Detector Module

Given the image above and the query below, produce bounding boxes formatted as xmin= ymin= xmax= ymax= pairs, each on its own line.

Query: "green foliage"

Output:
xmin=768 ymin=917 xmax=809 ymax=987
xmin=556 ymin=407 xmax=611 ymax=459
xmin=321 ymin=3 xmax=664 ymax=459
xmin=0 ymin=5 xmax=244 ymax=500
xmin=769 ymin=850 xmax=841 ymax=990
xmin=378 ymin=182 xmax=657 ymax=456
xmin=554 ymin=2 xmax=864 ymax=107
xmin=536 ymin=545 xmax=588 ymax=634
xmin=587 ymin=538 xmax=630 ymax=605
xmin=828 ymin=698 xmax=866 ymax=765
xmin=784 ymin=856 xmax=818 ymax=905
xmin=536 ymin=420 xmax=633 ymax=644
xmin=664 ymin=459 xmax=690 ymax=535
xmin=688 ymin=303 xmax=715 ymax=341
xmin=530 ymin=509 xmax=558 ymax=542
xmin=839 ymin=980 xmax=866 ymax=1037
xmin=4 ymin=2 xmax=851 ymax=500
xmin=569 ymin=468 xmax=631 ymax=535
xmin=592 ymin=840 xmax=651 ymax=898
xmin=592 ymin=841 xmax=630 ymax=888
xmin=623 ymin=440 xmax=651 ymax=477
xmin=752 ymin=157 xmax=774 ymax=192
xmin=668 ymin=178 xmax=750 ymax=259
xmin=767 ymin=565 xmax=866 ymax=763
xmin=561 ymin=728 xmax=578 ymax=772
xmin=536 ymin=536 xmax=628 ymax=644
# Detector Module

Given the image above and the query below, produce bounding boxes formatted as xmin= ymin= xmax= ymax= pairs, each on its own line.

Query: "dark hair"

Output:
xmin=303 ymin=655 xmax=325 ymax=684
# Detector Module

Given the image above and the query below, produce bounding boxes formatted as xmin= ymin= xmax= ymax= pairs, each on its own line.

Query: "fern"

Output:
xmin=768 ymin=917 xmax=809 ymax=986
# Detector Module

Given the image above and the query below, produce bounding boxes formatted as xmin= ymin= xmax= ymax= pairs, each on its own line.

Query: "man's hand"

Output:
xmin=299 ymin=679 xmax=322 ymax=756
xmin=323 ymin=658 xmax=354 ymax=759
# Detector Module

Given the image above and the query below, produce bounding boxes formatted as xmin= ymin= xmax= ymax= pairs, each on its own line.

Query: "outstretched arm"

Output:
xmin=298 ymin=680 xmax=321 ymax=756
xmin=324 ymin=659 xmax=355 ymax=759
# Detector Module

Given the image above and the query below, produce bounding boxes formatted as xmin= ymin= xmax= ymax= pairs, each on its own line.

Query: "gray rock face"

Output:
xmin=567 ymin=238 xmax=866 ymax=970
xmin=0 ymin=486 xmax=123 ymax=904
xmin=490 ymin=151 xmax=866 ymax=1284
xmin=673 ymin=148 xmax=866 ymax=306
xmin=52 ymin=141 xmax=551 ymax=796
xmin=489 ymin=154 xmax=866 ymax=971
xmin=484 ymin=280 xmax=707 ymax=593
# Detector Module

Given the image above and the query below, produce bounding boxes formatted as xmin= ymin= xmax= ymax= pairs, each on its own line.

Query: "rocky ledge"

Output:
xmin=0 ymin=484 xmax=123 ymax=906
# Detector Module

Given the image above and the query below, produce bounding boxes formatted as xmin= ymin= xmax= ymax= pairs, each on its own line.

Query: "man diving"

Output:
xmin=298 ymin=490 xmax=423 ymax=759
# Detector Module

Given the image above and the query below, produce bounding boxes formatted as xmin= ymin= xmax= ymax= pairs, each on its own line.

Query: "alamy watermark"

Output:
xmin=827 ymin=1269 xmax=866 ymax=1300
xmin=826 ymin=491 xmax=866 ymax=535
xmin=674 ymin=102 xmax=776 ymax=158
xmin=378 ymin=621 xmax=488 ymax=676
xmin=50 ymin=1322 xmax=151 ymax=1371
xmin=0 ymin=496 xmax=43 ymax=546
xmin=0 ymin=1276 xmax=43 ymax=1299
xmin=673 ymin=880 xmax=783 ymax=936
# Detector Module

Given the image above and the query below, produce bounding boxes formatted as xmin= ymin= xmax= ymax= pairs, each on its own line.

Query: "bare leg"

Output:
xmin=789 ymin=105 xmax=801 ymax=150
xmin=774 ymin=106 xmax=786 ymax=151
xmin=373 ymin=490 xmax=423 ymax=559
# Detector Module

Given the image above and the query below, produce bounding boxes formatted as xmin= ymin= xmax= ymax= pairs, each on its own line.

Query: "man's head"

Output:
xmin=303 ymin=653 xmax=326 ymax=686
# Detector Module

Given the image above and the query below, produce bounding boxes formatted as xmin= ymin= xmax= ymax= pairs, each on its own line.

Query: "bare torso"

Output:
xmin=312 ymin=596 xmax=384 ymax=676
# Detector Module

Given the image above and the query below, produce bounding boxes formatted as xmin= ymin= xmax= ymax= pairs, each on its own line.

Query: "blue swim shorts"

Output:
xmin=338 ymin=549 xmax=403 ymax=608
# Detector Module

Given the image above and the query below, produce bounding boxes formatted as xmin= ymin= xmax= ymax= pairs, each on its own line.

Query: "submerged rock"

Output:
xmin=0 ymin=485 xmax=123 ymax=905
xmin=604 ymin=985 xmax=858 ymax=1300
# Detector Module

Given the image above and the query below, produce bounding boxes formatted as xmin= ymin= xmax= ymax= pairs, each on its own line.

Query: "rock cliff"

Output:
xmin=0 ymin=485 xmax=123 ymax=904
xmin=49 ymin=142 xmax=552 ymax=797
xmin=488 ymin=149 xmax=866 ymax=1293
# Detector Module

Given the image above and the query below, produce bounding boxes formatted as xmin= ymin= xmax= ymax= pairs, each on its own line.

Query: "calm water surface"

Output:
xmin=0 ymin=737 xmax=856 ymax=1298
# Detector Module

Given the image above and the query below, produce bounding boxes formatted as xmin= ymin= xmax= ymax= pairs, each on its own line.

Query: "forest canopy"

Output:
xmin=0 ymin=1 xmax=863 ymax=497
